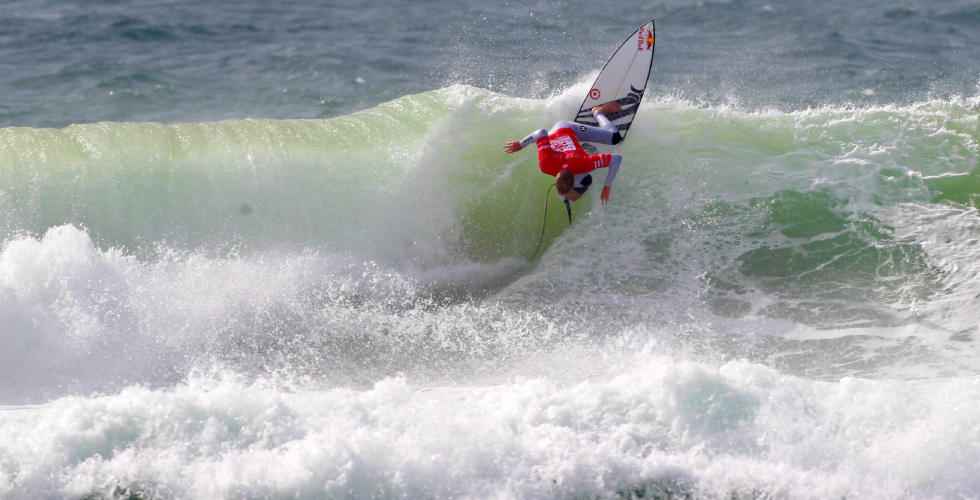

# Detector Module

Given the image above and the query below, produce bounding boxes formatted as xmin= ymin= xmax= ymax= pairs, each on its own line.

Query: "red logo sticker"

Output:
xmin=638 ymin=29 xmax=654 ymax=51
xmin=589 ymin=88 xmax=601 ymax=100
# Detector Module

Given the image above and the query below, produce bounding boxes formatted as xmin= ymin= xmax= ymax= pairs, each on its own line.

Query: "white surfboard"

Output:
xmin=574 ymin=20 xmax=655 ymax=154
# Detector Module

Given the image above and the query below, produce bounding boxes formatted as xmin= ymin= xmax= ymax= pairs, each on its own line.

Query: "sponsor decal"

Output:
xmin=551 ymin=135 xmax=577 ymax=153
xmin=589 ymin=88 xmax=601 ymax=100
xmin=638 ymin=28 xmax=654 ymax=51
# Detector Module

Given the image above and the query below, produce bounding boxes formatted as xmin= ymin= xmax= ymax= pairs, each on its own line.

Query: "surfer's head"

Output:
xmin=554 ymin=170 xmax=582 ymax=202
xmin=555 ymin=170 xmax=574 ymax=196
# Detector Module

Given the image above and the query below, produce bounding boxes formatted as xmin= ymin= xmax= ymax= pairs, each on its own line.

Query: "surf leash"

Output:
xmin=531 ymin=183 xmax=576 ymax=259
xmin=531 ymin=183 xmax=556 ymax=259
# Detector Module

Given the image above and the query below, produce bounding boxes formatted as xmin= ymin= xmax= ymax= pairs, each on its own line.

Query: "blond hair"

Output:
xmin=555 ymin=170 xmax=574 ymax=194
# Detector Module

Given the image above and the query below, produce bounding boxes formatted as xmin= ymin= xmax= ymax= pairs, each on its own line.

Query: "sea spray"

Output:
xmin=2 ymin=86 xmax=979 ymax=498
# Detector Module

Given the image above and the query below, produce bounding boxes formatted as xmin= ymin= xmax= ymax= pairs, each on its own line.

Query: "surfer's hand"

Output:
xmin=601 ymin=186 xmax=611 ymax=205
xmin=503 ymin=141 xmax=522 ymax=153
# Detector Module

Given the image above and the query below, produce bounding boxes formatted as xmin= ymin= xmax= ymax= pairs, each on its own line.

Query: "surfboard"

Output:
xmin=574 ymin=20 xmax=655 ymax=154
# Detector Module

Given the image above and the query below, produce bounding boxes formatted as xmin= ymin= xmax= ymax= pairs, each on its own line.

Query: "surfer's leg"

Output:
xmin=549 ymin=121 xmax=579 ymax=134
xmin=593 ymin=111 xmax=619 ymax=134
xmin=593 ymin=111 xmax=623 ymax=144
xmin=571 ymin=113 xmax=622 ymax=145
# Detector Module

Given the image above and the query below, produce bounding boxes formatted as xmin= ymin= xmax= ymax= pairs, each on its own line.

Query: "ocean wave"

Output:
xmin=2 ymin=86 xmax=976 ymax=257
xmin=1 ymin=87 xmax=978 ymax=387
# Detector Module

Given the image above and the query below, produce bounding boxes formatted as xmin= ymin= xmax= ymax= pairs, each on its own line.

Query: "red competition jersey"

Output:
xmin=536 ymin=126 xmax=613 ymax=176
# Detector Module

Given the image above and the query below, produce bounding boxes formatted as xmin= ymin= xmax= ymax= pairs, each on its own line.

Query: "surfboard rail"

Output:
xmin=574 ymin=19 xmax=656 ymax=153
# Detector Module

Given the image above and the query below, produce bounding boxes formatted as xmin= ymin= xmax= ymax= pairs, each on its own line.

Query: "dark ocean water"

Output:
xmin=2 ymin=0 xmax=978 ymax=127
xmin=2 ymin=1 xmax=980 ymax=498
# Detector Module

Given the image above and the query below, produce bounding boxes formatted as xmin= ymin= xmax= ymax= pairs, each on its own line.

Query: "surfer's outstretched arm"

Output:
xmin=503 ymin=128 xmax=548 ymax=153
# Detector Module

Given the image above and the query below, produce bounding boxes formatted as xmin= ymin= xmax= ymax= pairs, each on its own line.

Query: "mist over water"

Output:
xmin=2 ymin=0 xmax=980 ymax=498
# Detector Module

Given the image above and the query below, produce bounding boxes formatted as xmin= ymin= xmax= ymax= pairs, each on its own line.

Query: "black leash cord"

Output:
xmin=530 ymin=183 xmax=556 ymax=259
xmin=531 ymin=183 xmax=573 ymax=259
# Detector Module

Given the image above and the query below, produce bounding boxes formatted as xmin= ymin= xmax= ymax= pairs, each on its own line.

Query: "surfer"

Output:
xmin=502 ymin=102 xmax=623 ymax=204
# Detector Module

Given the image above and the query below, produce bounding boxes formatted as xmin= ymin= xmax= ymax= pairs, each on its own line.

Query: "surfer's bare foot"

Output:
xmin=592 ymin=102 xmax=622 ymax=115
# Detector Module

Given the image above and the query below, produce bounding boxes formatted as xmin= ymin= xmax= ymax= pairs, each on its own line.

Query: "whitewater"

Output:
xmin=2 ymin=82 xmax=980 ymax=498
xmin=4 ymin=0 xmax=980 ymax=496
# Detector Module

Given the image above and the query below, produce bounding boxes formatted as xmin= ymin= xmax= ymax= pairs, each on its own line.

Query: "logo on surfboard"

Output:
xmin=638 ymin=28 xmax=654 ymax=51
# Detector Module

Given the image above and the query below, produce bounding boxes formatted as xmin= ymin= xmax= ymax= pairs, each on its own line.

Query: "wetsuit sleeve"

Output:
xmin=519 ymin=129 xmax=549 ymax=149
xmin=604 ymin=154 xmax=622 ymax=187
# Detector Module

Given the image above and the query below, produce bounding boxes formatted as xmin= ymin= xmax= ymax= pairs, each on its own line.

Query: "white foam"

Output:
xmin=0 ymin=224 xmax=557 ymax=404
xmin=3 ymin=344 xmax=980 ymax=499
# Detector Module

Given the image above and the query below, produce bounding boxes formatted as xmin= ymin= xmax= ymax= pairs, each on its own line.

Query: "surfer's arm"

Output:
xmin=503 ymin=129 xmax=549 ymax=153
xmin=600 ymin=154 xmax=622 ymax=205
xmin=603 ymin=155 xmax=622 ymax=187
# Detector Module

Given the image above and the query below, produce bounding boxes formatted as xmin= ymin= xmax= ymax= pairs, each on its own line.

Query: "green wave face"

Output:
xmin=0 ymin=88 xmax=443 ymax=255
xmin=0 ymin=86 xmax=583 ymax=262
xmin=2 ymin=88 xmax=978 ymax=278
xmin=614 ymin=98 xmax=979 ymax=332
